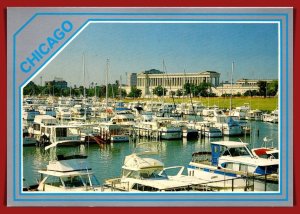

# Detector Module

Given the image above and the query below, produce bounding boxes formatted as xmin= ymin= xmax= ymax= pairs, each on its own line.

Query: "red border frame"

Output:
xmin=1 ymin=0 xmax=298 ymax=212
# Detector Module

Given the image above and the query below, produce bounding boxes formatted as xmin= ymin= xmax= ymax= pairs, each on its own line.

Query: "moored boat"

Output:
xmin=187 ymin=141 xmax=279 ymax=191
xmin=36 ymin=145 xmax=102 ymax=192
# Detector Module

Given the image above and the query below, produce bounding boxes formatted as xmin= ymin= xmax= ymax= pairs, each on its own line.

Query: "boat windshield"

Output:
xmin=62 ymin=176 xmax=85 ymax=187
xmin=224 ymin=147 xmax=251 ymax=157
xmin=123 ymin=169 xmax=168 ymax=180
xmin=62 ymin=176 xmax=85 ymax=188
xmin=140 ymin=169 xmax=168 ymax=179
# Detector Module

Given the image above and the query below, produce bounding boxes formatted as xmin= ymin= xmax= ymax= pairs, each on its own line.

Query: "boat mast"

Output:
xmin=162 ymin=59 xmax=165 ymax=104
xmin=119 ymin=75 xmax=122 ymax=99
xmin=164 ymin=61 xmax=176 ymax=110
xmin=230 ymin=61 xmax=234 ymax=111
xmin=106 ymin=58 xmax=109 ymax=121
xmin=83 ymin=54 xmax=87 ymax=121
xmin=184 ymin=69 xmax=195 ymax=116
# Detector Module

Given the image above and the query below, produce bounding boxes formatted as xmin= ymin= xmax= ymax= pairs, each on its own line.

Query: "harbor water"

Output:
xmin=23 ymin=120 xmax=279 ymax=190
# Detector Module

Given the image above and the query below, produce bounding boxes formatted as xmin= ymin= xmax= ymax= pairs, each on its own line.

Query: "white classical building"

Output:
xmin=214 ymin=83 xmax=259 ymax=96
xmin=213 ymin=79 xmax=277 ymax=96
xmin=136 ymin=69 xmax=221 ymax=96
xmin=124 ymin=70 xmax=277 ymax=97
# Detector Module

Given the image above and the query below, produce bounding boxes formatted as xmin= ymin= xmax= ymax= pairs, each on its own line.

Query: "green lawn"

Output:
xmin=123 ymin=96 xmax=278 ymax=112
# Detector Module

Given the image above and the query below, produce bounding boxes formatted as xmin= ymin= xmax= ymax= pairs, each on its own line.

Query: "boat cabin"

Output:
xmin=210 ymin=141 xmax=278 ymax=175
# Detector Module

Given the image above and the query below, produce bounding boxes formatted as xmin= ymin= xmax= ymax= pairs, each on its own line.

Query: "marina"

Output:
xmin=7 ymin=6 xmax=294 ymax=207
xmin=22 ymin=100 xmax=279 ymax=192
xmin=20 ymin=22 xmax=280 ymax=193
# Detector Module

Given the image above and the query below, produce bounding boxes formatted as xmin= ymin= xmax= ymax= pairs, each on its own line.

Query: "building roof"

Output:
xmin=199 ymin=71 xmax=219 ymax=75
xmin=142 ymin=69 xmax=164 ymax=74
xmin=138 ymin=70 xmax=220 ymax=76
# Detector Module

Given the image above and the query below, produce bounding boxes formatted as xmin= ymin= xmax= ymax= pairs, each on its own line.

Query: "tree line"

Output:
xmin=23 ymin=80 xmax=278 ymax=98
xmin=23 ymin=81 xmax=127 ymax=98
xmin=243 ymin=80 xmax=278 ymax=97
xmin=152 ymin=82 xmax=215 ymax=97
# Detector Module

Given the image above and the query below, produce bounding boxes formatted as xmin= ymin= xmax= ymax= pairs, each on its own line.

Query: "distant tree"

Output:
xmin=78 ymin=86 xmax=84 ymax=96
xmin=221 ymin=93 xmax=231 ymax=97
xmin=61 ymin=88 xmax=70 ymax=97
xmin=243 ymin=90 xmax=259 ymax=97
xmin=257 ymin=81 xmax=267 ymax=97
xmin=152 ymin=85 xmax=168 ymax=97
xmin=194 ymin=82 xmax=211 ymax=97
xmin=267 ymin=80 xmax=278 ymax=97
xmin=120 ymin=89 xmax=127 ymax=98
xmin=98 ymin=85 xmax=106 ymax=97
xmin=72 ymin=87 xmax=81 ymax=97
xmin=128 ymin=86 xmax=142 ymax=98
xmin=183 ymin=82 xmax=194 ymax=95
xmin=23 ymin=81 xmax=40 ymax=95
xmin=170 ymin=91 xmax=176 ymax=96
xmin=176 ymin=89 xmax=183 ymax=97
xmin=86 ymin=87 xmax=94 ymax=97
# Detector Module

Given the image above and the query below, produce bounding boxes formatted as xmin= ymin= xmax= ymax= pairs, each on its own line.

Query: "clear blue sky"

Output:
xmin=34 ymin=22 xmax=278 ymax=87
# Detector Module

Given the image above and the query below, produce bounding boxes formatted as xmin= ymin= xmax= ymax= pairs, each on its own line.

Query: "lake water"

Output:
xmin=22 ymin=121 xmax=279 ymax=190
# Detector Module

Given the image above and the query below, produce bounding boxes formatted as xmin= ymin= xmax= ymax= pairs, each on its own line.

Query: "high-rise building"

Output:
xmin=128 ymin=73 xmax=137 ymax=87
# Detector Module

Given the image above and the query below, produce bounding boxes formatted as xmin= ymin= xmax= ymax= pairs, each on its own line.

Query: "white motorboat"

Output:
xmin=187 ymin=141 xmax=279 ymax=191
xmin=187 ymin=151 xmax=251 ymax=191
xmin=56 ymin=107 xmax=72 ymax=120
xmin=135 ymin=117 xmax=182 ymax=140
xmin=262 ymin=109 xmax=278 ymax=123
xmin=214 ymin=116 xmax=243 ymax=136
xmin=104 ymin=143 xmax=210 ymax=192
xmin=38 ymin=106 xmax=57 ymax=117
xmin=94 ymin=123 xmax=129 ymax=143
xmin=245 ymin=109 xmax=263 ymax=121
xmin=193 ymin=121 xmax=223 ymax=138
xmin=229 ymin=105 xmax=250 ymax=120
xmin=251 ymin=137 xmax=279 ymax=160
xmin=210 ymin=141 xmax=279 ymax=175
xmin=22 ymin=106 xmax=40 ymax=121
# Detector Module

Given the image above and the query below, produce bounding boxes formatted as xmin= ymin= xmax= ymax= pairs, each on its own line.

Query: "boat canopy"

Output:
xmin=122 ymin=153 xmax=164 ymax=171
xmin=210 ymin=141 xmax=248 ymax=148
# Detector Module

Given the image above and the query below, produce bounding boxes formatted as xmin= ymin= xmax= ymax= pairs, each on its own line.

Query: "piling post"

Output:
xmin=264 ymin=174 xmax=267 ymax=191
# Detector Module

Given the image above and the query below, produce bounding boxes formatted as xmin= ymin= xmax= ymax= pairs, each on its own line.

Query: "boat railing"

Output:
xmin=191 ymin=152 xmax=212 ymax=163
xmin=188 ymin=171 xmax=278 ymax=192
xmin=104 ymin=178 xmax=130 ymax=191
xmin=56 ymin=136 xmax=81 ymax=142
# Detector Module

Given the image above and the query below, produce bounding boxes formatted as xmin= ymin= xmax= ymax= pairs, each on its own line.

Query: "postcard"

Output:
xmin=6 ymin=7 xmax=293 ymax=207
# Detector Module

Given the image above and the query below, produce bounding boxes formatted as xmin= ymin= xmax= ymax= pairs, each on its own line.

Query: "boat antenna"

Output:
xmin=83 ymin=53 xmax=87 ymax=121
xmin=162 ymin=59 xmax=165 ymax=104
xmin=182 ymin=69 xmax=185 ymax=104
